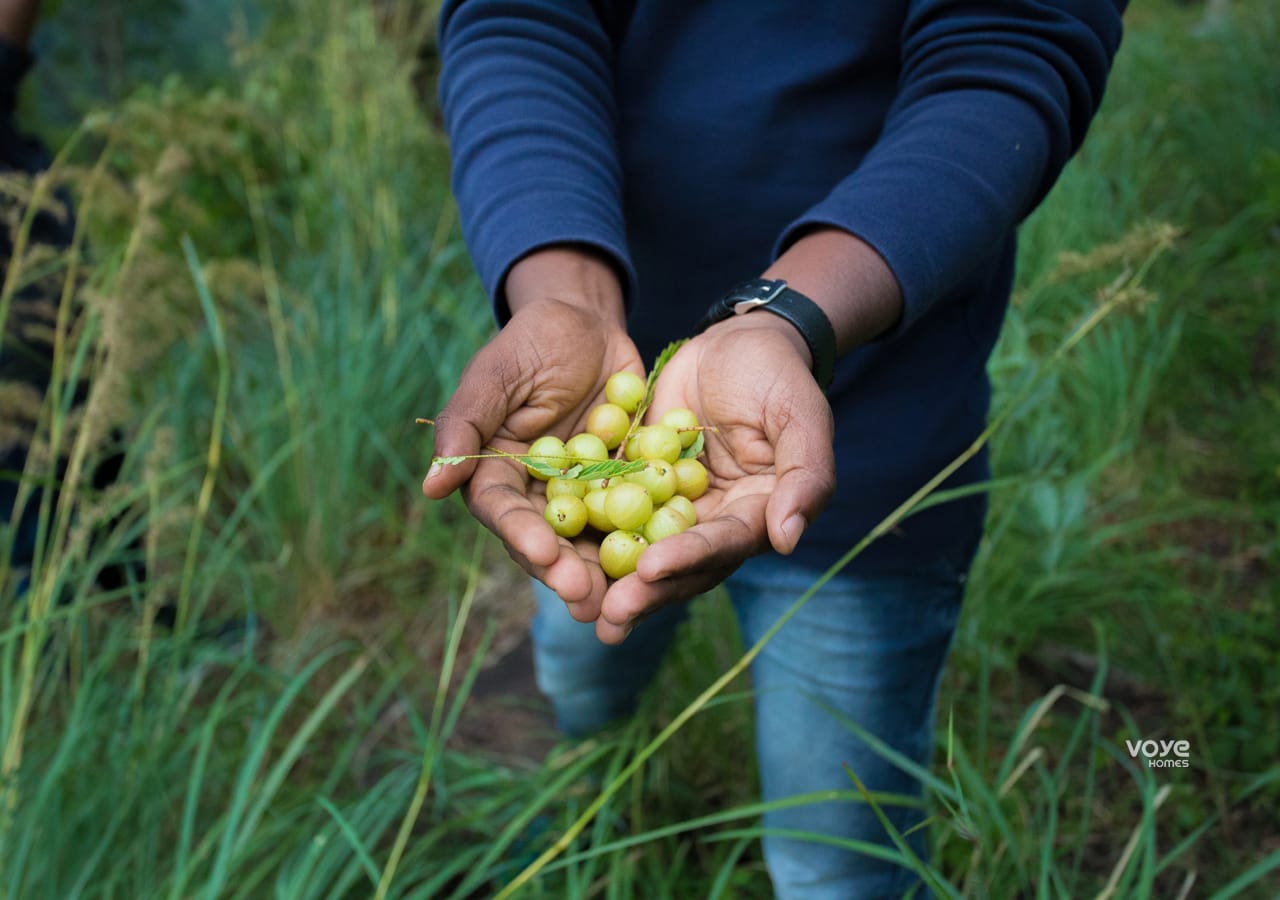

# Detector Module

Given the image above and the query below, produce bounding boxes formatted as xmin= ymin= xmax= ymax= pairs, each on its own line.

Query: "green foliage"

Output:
xmin=938 ymin=0 xmax=1280 ymax=891
xmin=678 ymin=430 xmax=705 ymax=460
xmin=1 ymin=0 xmax=1276 ymax=897
xmin=53 ymin=0 xmax=490 ymax=624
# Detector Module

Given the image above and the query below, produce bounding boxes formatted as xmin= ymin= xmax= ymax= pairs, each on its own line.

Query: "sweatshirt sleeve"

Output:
xmin=774 ymin=1 xmax=1126 ymax=339
xmin=437 ymin=0 xmax=635 ymax=322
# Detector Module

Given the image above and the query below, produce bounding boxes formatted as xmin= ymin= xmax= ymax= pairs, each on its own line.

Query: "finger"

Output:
xmin=422 ymin=338 xmax=528 ymax=500
xmin=510 ymin=534 xmax=609 ymax=620
xmin=463 ymin=457 xmax=562 ymax=569
xmin=634 ymin=492 xmax=770 ymax=583
xmin=764 ymin=383 xmax=835 ymax=555
xmin=463 ymin=457 xmax=606 ymax=608
xmin=562 ymin=539 xmax=610 ymax=621
xmin=511 ymin=537 xmax=607 ymax=616
xmin=595 ymin=561 xmax=737 ymax=644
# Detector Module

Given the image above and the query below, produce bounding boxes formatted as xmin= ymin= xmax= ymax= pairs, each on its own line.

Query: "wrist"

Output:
xmin=763 ymin=227 xmax=903 ymax=354
xmin=708 ymin=311 xmax=812 ymax=369
xmin=696 ymin=278 xmax=835 ymax=388
xmin=503 ymin=244 xmax=628 ymax=328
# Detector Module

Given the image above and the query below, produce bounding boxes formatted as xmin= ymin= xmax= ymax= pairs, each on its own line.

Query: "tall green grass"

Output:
xmin=1 ymin=0 xmax=1276 ymax=896
xmin=0 ymin=1 xmax=506 ymax=895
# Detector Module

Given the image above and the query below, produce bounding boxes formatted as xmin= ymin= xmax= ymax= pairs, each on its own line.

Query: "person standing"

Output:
xmin=425 ymin=2 xmax=1125 ymax=896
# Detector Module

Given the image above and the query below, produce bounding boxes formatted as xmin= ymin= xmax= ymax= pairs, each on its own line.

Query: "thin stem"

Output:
xmin=374 ymin=533 xmax=484 ymax=899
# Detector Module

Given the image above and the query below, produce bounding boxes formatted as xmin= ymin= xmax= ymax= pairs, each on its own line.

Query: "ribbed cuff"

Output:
xmin=464 ymin=187 xmax=638 ymax=327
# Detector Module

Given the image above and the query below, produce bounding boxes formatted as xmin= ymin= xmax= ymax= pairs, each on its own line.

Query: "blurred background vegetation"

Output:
xmin=0 ymin=0 xmax=1276 ymax=896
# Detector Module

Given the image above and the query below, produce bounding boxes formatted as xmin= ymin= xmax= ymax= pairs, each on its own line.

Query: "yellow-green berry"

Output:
xmin=544 ymin=495 xmax=588 ymax=538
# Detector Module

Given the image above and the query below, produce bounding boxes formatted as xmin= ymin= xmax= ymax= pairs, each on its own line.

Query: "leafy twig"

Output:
xmin=615 ymin=339 xmax=686 ymax=459
xmin=678 ymin=431 xmax=705 ymax=460
xmin=425 ymin=445 xmax=647 ymax=482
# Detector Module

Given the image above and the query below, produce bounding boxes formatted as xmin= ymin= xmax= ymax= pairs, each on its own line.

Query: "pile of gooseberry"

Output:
xmin=527 ymin=371 xmax=708 ymax=580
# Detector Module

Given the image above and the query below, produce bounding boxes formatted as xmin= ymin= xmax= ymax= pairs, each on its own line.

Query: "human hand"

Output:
xmin=592 ymin=313 xmax=836 ymax=644
xmin=422 ymin=249 xmax=643 ymax=615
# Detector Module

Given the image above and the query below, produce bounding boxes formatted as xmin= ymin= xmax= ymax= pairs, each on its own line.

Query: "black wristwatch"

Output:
xmin=694 ymin=278 xmax=837 ymax=391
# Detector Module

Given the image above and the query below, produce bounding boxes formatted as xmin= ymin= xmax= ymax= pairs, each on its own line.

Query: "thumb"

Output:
xmin=764 ymin=378 xmax=835 ymax=554
xmin=422 ymin=338 xmax=529 ymax=499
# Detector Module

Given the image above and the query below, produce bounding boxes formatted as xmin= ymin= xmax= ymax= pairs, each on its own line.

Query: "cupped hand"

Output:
xmin=423 ymin=294 xmax=643 ymax=616
xmin=593 ymin=314 xmax=836 ymax=644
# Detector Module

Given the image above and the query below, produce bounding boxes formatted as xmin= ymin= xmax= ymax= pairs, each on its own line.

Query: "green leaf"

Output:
xmin=637 ymin=339 xmax=687 ymax=420
xmin=515 ymin=456 xmax=590 ymax=479
xmin=678 ymin=431 xmax=705 ymax=459
xmin=520 ymin=458 xmax=564 ymax=479
xmin=571 ymin=459 xmax=646 ymax=481
xmin=645 ymin=339 xmax=687 ymax=400
xmin=617 ymin=339 xmax=688 ymax=456
xmin=431 ymin=455 xmax=469 ymax=467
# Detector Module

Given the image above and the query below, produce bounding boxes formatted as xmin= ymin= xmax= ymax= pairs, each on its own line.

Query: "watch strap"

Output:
xmin=695 ymin=278 xmax=837 ymax=391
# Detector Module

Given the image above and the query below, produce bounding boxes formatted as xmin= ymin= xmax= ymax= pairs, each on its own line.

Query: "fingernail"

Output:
xmin=782 ymin=514 xmax=807 ymax=549
xmin=427 ymin=463 xmax=442 ymax=480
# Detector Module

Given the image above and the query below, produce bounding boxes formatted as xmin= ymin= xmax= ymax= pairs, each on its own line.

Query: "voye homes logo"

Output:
xmin=1125 ymin=737 xmax=1191 ymax=768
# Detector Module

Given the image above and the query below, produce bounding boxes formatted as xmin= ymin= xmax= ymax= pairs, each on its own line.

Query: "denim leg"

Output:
xmin=529 ymin=578 xmax=690 ymax=738
xmin=727 ymin=552 xmax=969 ymax=900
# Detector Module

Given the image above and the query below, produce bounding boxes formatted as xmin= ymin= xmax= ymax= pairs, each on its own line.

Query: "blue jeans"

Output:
xmin=530 ymin=551 xmax=969 ymax=899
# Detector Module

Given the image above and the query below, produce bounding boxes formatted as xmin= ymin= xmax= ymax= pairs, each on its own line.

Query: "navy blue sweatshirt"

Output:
xmin=437 ymin=1 xmax=1125 ymax=571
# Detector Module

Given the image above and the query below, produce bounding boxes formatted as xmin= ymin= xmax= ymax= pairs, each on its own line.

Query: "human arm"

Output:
xmin=423 ymin=246 xmax=644 ymax=615
xmin=600 ymin=1 xmax=1127 ymax=639
xmin=424 ymin=2 xmax=649 ymax=610
xmin=774 ymin=0 xmax=1126 ymax=342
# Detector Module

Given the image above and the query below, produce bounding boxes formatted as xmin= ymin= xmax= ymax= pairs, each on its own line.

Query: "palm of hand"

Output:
xmin=493 ymin=326 xmax=642 ymax=445
xmin=426 ymin=301 xmax=644 ymax=610
xmin=593 ymin=323 xmax=834 ymax=643
xmin=653 ymin=342 xmax=783 ymax=552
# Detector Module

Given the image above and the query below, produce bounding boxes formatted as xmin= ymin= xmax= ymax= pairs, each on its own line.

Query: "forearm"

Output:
xmin=762 ymin=228 xmax=903 ymax=356
xmin=774 ymin=1 xmax=1125 ymax=340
